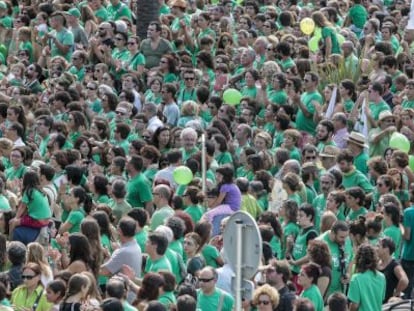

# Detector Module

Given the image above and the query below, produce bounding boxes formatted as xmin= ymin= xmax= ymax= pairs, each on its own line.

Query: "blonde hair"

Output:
xmin=252 ymin=284 xmax=280 ymax=308
xmin=27 ymin=242 xmax=52 ymax=278
xmin=181 ymin=101 xmax=199 ymax=117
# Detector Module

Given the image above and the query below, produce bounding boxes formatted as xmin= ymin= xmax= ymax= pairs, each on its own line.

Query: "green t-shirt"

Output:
xmin=354 ymin=152 xmax=369 ymax=175
xmin=201 ymin=244 xmax=220 ymax=268
xmin=402 ymin=99 xmax=414 ymax=110
xmin=319 ymin=231 xmax=353 ymax=296
xmin=196 ymin=288 xmax=234 ymax=311
xmin=369 ymin=101 xmax=391 ymax=121
xmin=301 ymin=284 xmax=324 ymax=311
xmin=95 ymin=6 xmax=109 ymax=21
xmin=346 ymin=207 xmax=368 ymax=221
xmin=292 ymin=227 xmax=318 ymax=273
xmin=128 ymin=52 xmax=145 ymax=71
xmin=144 ymin=255 xmax=172 ymax=274
xmin=268 ymin=89 xmax=288 ymax=105
xmin=158 ymin=291 xmax=176 ymax=310
xmin=66 ymin=208 xmax=86 ymax=233
xmin=402 ymin=206 xmax=414 ymax=260
xmin=150 ymin=206 xmax=175 ymax=231
xmin=296 ymin=91 xmax=323 ymax=135
xmin=184 ymin=205 xmax=204 ymax=224
xmin=107 ymin=2 xmax=132 ymax=21
xmin=134 ymin=229 xmax=148 ymax=252
xmin=384 ymin=225 xmax=402 ymax=258
xmin=322 ymin=26 xmax=341 ymax=54
xmin=5 ymin=164 xmax=26 ymax=181
xmin=342 ymin=168 xmax=373 ymax=193
xmin=22 ymin=189 xmax=51 ymax=220
xmin=126 ymin=173 xmax=153 ymax=208
xmin=348 ymin=270 xmax=386 ymax=311
xmin=50 ymin=28 xmax=74 ymax=61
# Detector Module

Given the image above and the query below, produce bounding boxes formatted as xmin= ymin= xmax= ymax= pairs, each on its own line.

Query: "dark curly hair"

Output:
xmin=307 ymin=240 xmax=332 ymax=268
xmin=355 ymin=243 xmax=378 ymax=273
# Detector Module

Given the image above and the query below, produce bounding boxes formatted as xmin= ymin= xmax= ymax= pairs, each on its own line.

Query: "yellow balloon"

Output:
xmin=300 ymin=18 xmax=315 ymax=35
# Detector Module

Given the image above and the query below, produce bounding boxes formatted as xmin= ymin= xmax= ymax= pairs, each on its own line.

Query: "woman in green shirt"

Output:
xmin=58 ymin=186 xmax=92 ymax=234
xmin=312 ymin=12 xmax=341 ymax=57
xmin=9 ymin=171 xmax=51 ymax=242
xmin=258 ymin=212 xmax=283 ymax=259
xmin=298 ymin=263 xmax=324 ymax=311
xmin=338 ymin=79 xmax=357 ymax=116
xmin=5 ymin=148 xmax=27 ymax=182
xmin=159 ymin=54 xmax=178 ymax=84
xmin=241 ymin=69 xmax=259 ymax=100
xmin=89 ymin=175 xmax=111 ymax=205
xmin=144 ymin=77 xmax=163 ymax=105
xmin=67 ymin=111 xmax=87 ymax=144
xmin=195 ymin=222 xmax=224 ymax=268
xmin=183 ymin=186 xmax=205 ymax=224
xmin=383 ymin=203 xmax=403 ymax=259
xmin=280 ymin=200 xmax=300 ymax=259
xmin=213 ymin=134 xmax=233 ymax=167
xmin=195 ymin=12 xmax=216 ymax=50
xmin=126 ymin=35 xmax=145 ymax=77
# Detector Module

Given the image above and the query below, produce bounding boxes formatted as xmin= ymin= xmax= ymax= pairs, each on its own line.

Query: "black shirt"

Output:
xmin=275 ymin=286 xmax=296 ymax=311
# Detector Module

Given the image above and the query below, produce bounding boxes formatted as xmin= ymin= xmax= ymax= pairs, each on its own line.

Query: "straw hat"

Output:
xmin=319 ymin=145 xmax=341 ymax=158
xmin=378 ymin=110 xmax=395 ymax=123
xmin=345 ymin=131 xmax=367 ymax=148
xmin=169 ymin=0 xmax=187 ymax=8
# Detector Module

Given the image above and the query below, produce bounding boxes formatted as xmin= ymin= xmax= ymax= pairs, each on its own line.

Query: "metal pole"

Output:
xmin=235 ymin=219 xmax=243 ymax=311
xmin=201 ymin=134 xmax=206 ymax=194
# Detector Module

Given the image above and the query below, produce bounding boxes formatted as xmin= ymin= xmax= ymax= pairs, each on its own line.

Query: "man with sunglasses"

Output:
xmin=177 ymin=69 xmax=197 ymax=107
xmin=368 ymin=110 xmax=397 ymax=158
xmin=197 ymin=266 xmax=234 ymax=311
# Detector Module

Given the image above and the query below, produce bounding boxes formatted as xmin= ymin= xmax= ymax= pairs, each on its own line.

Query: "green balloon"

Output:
xmin=223 ymin=88 xmax=242 ymax=106
xmin=389 ymin=132 xmax=410 ymax=153
xmin=309 ymin=37 xmax=319 ymax=52
xmin=173 ymin=166 xmax=193 ymax=185
xmin=409 ymin=155 xmax=414 ymax=172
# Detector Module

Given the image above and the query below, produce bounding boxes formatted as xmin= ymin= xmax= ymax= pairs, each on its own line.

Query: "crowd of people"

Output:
xmin=0 ymin=0 xmax=412 ymax=310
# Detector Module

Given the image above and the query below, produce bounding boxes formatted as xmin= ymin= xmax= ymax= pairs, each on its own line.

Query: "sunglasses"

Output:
xmin=305 ymin=156 xmax=316 ymax=160
xmin=127 ymin=41 xmax=136 ymax=45
xmin=198 ymin=277 xmax=214 ymax=283
xmin=184 ymin=77 xmax=194 ymax=81
xmin=258 ymin=300 xmax=270 ymax=306
xmin=22 ymin=275 xmax=36 ymax=280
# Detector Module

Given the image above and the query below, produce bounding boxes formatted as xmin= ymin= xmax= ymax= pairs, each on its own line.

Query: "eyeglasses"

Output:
xmin=199 ymin=277 xmax=214 ymax=283
xmin=184 ymin=77 xmax=194 ymax=81
xmin=22 ymin=275 xmax=36 ymax=280
xmin=258 ymin=300 xmax=270 ymax=306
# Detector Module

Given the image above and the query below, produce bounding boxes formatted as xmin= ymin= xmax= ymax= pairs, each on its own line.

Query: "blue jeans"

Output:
xmin=402 ymin=259 xmax=414 ymax=299
xmin=12 ymin=226 xmax=40 ymax=245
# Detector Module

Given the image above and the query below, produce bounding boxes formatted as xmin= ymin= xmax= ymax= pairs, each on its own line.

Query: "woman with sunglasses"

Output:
xmin=126 ymin=35 xmax=145 ymax=77
xmin=11 ymin=262 xmax=52 ymax=311
xmin=252 ymin=284 xmax=280 ymax=311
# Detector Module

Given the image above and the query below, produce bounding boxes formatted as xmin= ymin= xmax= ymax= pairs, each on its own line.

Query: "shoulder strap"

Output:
xmin=32 ymin=288 xmax=44 ymax=311
xmin=217 ymin=289 xmax=225 ymax=311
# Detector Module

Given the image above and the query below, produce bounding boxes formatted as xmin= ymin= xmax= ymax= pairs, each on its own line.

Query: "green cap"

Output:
xmin=0 ymin=17 xmax=12 ymax=29
xmin=67 ymin=8 xmax=80 ymax=18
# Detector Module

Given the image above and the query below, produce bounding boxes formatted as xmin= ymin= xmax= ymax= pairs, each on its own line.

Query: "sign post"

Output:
xmin=223 ymin=212 xmax=262 ymax=310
